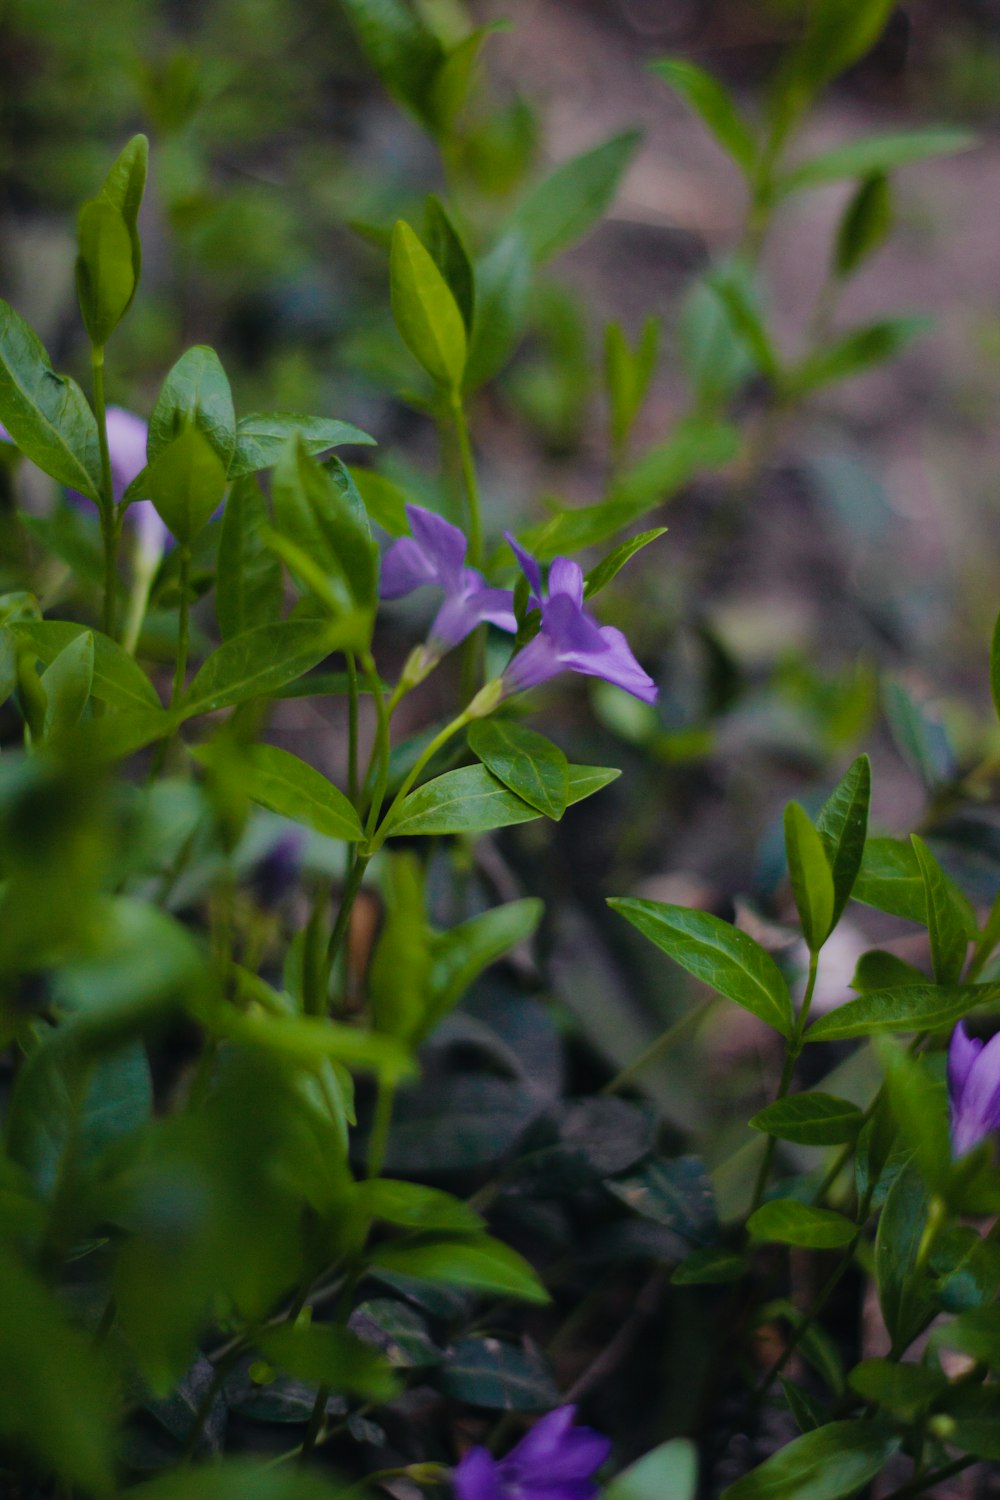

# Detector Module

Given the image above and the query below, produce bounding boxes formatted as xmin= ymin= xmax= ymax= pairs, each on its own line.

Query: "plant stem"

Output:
xmin=602 ymin=996 xmax=721 ymax=1096
xmin=316 ymin=853 xmax=370 ymax=1013
xmin=346 ymin=651 xmax=359 ymax=805
xmin=368 ymin=708 xmax=472 ymax=852
xmin=171 ymin=545 xmax=192 ymax=707
xmin=91 ymin=347 xmax=119 ymax=638
xmin=749 ymin=947 xmax=820 ymax=1215
xmin=362 ymin=653 xmax=392 ymax=839
xmin=450 ymin=391 xmax=481 ymax=568
xmin=366 ymin=1078 xmax=398 ymax=1179
xmin=301 ymin=1385 xmax=330 ymax=1463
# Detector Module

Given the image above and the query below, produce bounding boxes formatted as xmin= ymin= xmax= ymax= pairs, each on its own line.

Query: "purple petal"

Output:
xmin=511 ymin=1407 xmax=611 ymax=1481
xmin=588 ymin=625 xmax=658 ymax=703
xmin=380 ymin=535 xmax=439 ymax=599
xmin=406 ymin=504 xmax=467 ymax=587
xmin=467 ymin=580 xmax=518 ymax=634
xmin=547 ymin=557 xmax=584 ymax=609
xmin=502 ymin=630 xmax=565 ymax=695
xmin=131 ymin=500 xmax=169 ymax=569
xmin=948 ymin=1022 xmax=981 ymax=1099
xmin=505 ymin=531 xmax=544 ymax=603
xmin=454 ymin=1447 xmax=503 ymax=1500
xmin=105 ymin=406 xmax=149 ymax=501
xmin=953 ymin=1029 xmax=1000 ymax=1157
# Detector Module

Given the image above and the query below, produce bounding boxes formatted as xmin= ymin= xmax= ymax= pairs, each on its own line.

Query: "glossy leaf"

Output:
xmin=76 ymin=198 xmax=135 ymax=347
xmin=390 ymin=220 xmax=466 ymax=389
xmin=720 ymin=1421 xmax=898 ymax=1500
xmin=10 ymin=620 xmax=160 ymax=711
xmin=852 ymin=836 xmax=927 ymax=923
xmin=748 ymin=1199 xmax=856 ymax=1249
xmin=651 ymin=59 xmax=755 ymax=173
xmin=229 ymin=413 xmax=375 ymax=478
xmin=508 ymin=130 xmax=641 ymax=264
xmin=815 ymin=754 xmax=870 ymax=930
xmin=144 ymin=425 xmax=228 ymax=545
xmin=384 ymin=763 xmax=620 ymax=838
xmin=750 ymin=1093 xmax=864 ymax=1146
xmin=194 ymin=742 xmax=363 ymax=841
xmin=806 ymin=983 xmax=1000 ymax=1042
xmin=367 ymin=1235 xmax=549 ymax=1304
xmin=216 ymin=474 xmax=283 ymax=640
xmin=434 ymin=1337 xmax=558 ymax=1410
xmin=911 ymin=834 xmax=970 ymax=985
xmin=467 ymin=718 xmax=569 ymax=819
xmin=784 ymin=802 xmax=835 ymax=951
xmin=182 ymin=618 xmax=359 ymax=717
xmin=0 ymin=300 xmax=102 ymax=500
xmin=147 ymin=344 xmax=236 ymax=472
xmin=608 ymin=898 xmax=795 ymax=1039
xmin=271 ymin=437 xmax=377 ymax=614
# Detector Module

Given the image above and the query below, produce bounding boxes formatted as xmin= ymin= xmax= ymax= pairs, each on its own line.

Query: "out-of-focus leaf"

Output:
xmin=651 ymin=59 xmax=755 ymax=172
xmin=434 ymin=1337 xmax=557 ymax=1410
xmin=605 ymin=1438 xmax=698 ymax=1500
xmin=229 ymin=413 xmax=374 ymax=478
xmin=720 ymin=1421 xmax=898 ymax=1500
xmin=507 ymin=130 xmax=641 ymax=264
xmin=0 ymin=300 xmax=102 ymax=500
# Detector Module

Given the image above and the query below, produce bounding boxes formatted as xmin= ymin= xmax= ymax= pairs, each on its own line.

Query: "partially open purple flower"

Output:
xmin=948 ymin=1022 xmax=1000 ymax=1158
xmin=381 ymin=504 xmax=516 ymax=657
xmin=502 ymin=537 xmax=657 ymax=705
xmin=454 ymin=1406 xmax=611 ymax=1500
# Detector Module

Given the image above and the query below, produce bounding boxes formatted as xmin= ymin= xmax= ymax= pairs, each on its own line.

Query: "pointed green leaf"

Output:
xmin=508 ymin=130 xmax=641 ymax=264
xmin=423 ymin=194 xmax=474 ymax=332
xmin=608 ymin=898 xmax=794 ymax=1038
xmin=41 ymin=629 xmax=94 ymax=739
xmin=147 ymin=344 xmax=236 ymax=472
xmin=806 ymin=983 xmax=1000 ymax=1043
xmin=0 ymin=301 xmax=102 ymax=500
xmin=815 ymin=755 xmax=870 ymax=929
xmin=584 ymin=527 xmax=667 ymax=600
xmin=271 ymin=437 xmax=377 ymax=612
xmin=367 ymin=1234 xmax=549 ymax=1304
xmin=834 ymin=173 xmax=892 ymax=279
xmin=10 ymin=619 xmax=160 ymax=711
xmin=384 ymin=762 xmax=619 ymax=838
xmin=76 ymin=198 xmax=135 ymax=347
xmin=650 ymin=59 xmax=756 ymax=173
xmin=145 ymin=425 xmax=228 ymax=545
xmin=229 ymin=413 xmax=375 ymax=478
xmin=467 ymin=718 xmax=569 ymax=819
xmin=182 ymin=618 xmax=358 ymax=717
xmin=750 ymin=1093 xmax=864 ymax=1146
xmin=911 ymin=834 xmax=970 ymax=985
xmin=390 ymin=220 xmax=466 ymax=389
xmin=785 ymin=801 xmax=835 ymax=951
xmin=791 ymin=318 xmax=928 ymax=397
xmin=194 ymin=742 xmax=363 ymax=842
xmin=257 ymin=1323 xmax=397 ymax=1401
xmin=720 ymin=1421 xmax=899 ymax=1500
xmin=748 ymin=1199 xmax=856 ymax=1249
xmin=425 ymin=898 xmax=543 ymax=1038
xmin=780 ymin=127 xmax=976 ymax=195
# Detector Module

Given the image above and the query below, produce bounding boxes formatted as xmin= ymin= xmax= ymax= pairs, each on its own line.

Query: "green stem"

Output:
xmin=368 ymin=707 xmax=472 ymax=853
xmin=602 ymin=996 xmax=722 ymax=1096
xmin=346 ymin=652 xmax=359 ymax=806
xmin=171 ymin=545 xmax=192 ymax=708
xmin=366 ymin=1078 xmax=398 ymax=1179
xmin=121 ymin=549 xmax=156 ymax=657
xmin=362 ymin=653 xmax=392 ymax=839
xmin=317 ymin=853 xmax=370 ymax=1009
xmin=91 ymin=347 xmax=119 ymax=639
xmin=301 ymin=1385 xmax=330 ymax=1463
xmin=450 ymin=391 xmax=481 ymax=568
xmin=749 ymin=947 xmax=820 ymax=1216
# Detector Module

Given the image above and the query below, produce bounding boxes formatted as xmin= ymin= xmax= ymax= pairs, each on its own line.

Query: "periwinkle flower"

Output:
xmin=381 ymin=505 xmax=517 ymax=665
xmin=454 ymin=1406 xmax=611 ymax=1500
xmin=948 ymin=1021 xmax=1000 ymax=1158
xmin=249 ymin=827 xmax=306 ymax=910
xmin=501 ymin=536 xmax=657 ymax=705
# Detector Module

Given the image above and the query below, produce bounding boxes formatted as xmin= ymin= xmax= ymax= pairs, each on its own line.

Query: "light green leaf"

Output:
xmin=584 ymin=527 xmax=668 ymax=599
xmin=384 ymin=762 xmax=619 ymax=838
xmin=423 ymin=193 xmax=475 ymax=332
xmin=144 ymin=424 xmax=228 ymax=545
xmin=507 ymin=130 xmax=641 ymax=264
xmin=367 ymin=1235 xmax=549 ymax=1304
xmin=790 ymin=317 xmax=928 ymax=396
xmin=0 ymin=300 xmax=102 ymax=500
xmin=257 ymin=1323 xmax=398 ymax=1402
xmin=604 ymin=316 xmax=661 ymax=457
xmin=10 ymin=619 xmax=160 ymax=711
xmin=354 ymin=1179 xmax=483 ymax=1235
xmin=784 ymin=801 xmax=835 ymax=951
xmin=147 ymin=344 xmax=236 ymax=472
xmin=40 ymin=629 xmax=94 ymax=740
xmin=605 ymin=1439 xmax=698 ymax=1500
xmin=229 ymin=413 xmax=375 ymax=478
xmin=720 ymin=1421 xmax=899 ymax=1500
xmin=194 ymin=741 xmax=363 ymax=841
xmin=468 ymin=718 xmax=568 ymax=819
xmin=852 ymin=836 xmax=926 ymax=923
xmin=608 ymin=897 xmax=795 ymax=1039
xmin=748 ymin=1199 xmax=856 ymax=1249
xmin=390 ymin=220 xmax=467 ymax=389
xmin=464 ymin=230 xmax=533 ymax=390
xmin=651 ymin=58 xmax=756 ymax=173
xmin=182 ymin=618 xmax=359 ymax=717
xmin=76 ymin=198 xmax=135 ymax=347
xmin=779 ymin=127 xmax=976 ymax=195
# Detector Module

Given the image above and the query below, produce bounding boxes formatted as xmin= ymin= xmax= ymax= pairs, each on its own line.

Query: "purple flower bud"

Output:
xmin=948 ymin=1022 xmax=1000 ymax=1158
xmin=381 ymin=504 xmax=516 ymax=657
xmin=454 ymin=1407 xmax=611 ymax=1500
xmin=249 ymin=828 xmax=306 ymax=910
xmin=501 ymin=536 xmax=658 ymax=705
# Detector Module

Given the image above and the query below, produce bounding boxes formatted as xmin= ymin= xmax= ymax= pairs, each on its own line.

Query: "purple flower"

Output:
xmin=454 ymin=1406 xmax=611 ymax=1500
xmin=250 ymin=827 xmax=306 ymax=909
xmin=381 ymin=504 xmax=516 ymax=655
xmin=501 ymin=537 xmax=657 ymax=704
xmin=948 ymin=1022 xmax=1000 ymax=1158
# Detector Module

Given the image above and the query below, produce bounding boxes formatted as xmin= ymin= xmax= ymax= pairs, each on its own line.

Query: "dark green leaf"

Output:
xmin=934 ymin=1304 xmax=1000 ymax=1366
xmin=348 ymin=1299 xmax=441 ymax=1369
xmin=883 ymin=677 xmax=956 ymax=788
xmin=806 ymin=983 xmax=1000 ymax=1042
xmin=852 ymin=836 xmax=926 ymax=923
xmin=390 ymin=220 xmax=466 ymax=389
xmin=784 ymin=801 xmax=835 ymax=951
xmin=464 ymin=230 xmax=533 ymax=390
xmin=0 ymin=300 xmax=102 ymax=500
xmin=194 ymin=741 xmax=363 ymax=841
xmin=608 ymin=897 xmax=795 ymax=1038
xmin=182 ymin=618 xmax=360 ymax=717
xmin=584 ymin=527 xmax=667 ymax=600
xmin=750 ymin=1093 xmax=864 ymax=1146
xmin=468 ymin=718 xmax=568 ymax=819
xmin=144 ymin=425 xmax=228 ymax=545
xmin=851 ymin=949 xmax=926 ymax=992
xmin=10 ymin=619 xmax=160 ymax=711
xmin=338 ymin=0 xmax=444 ymax=123
xmin=720 ymin=1421 xmax=898 ymax=1500
xmin=707 ymin=267 xmax=781 ymax=382
xmin=508 ymin=130 xmax=641 ymax=264
xmin=434 ymin=1337 xmax=557 ymax=1410
xmin=781 ymin=1380 xmax=825 ymax=1434
xmin=384 ymin=762 xmax=619 ymax=838
xmin=605 ymin=1155 xmax=717 ymax=1247
xmin=876 ymin=1164 xmax=936 ymax=1352
xmin=257 ymin=1324 xmax=398 ymax=1401
xmin=425 ymin=898 xmax=543 ymax=1039
xmin=912 ymin=834 xmax=970 ymax=984
xmin=748 ymin=1199 xmax=856 ymax=1249
xmin=229 ymin=413 xmax=375 ymax=478
xmin=672 ymin=1248 xmax=747 ymax=1285
xmin=423 ymin=194 xmax=474 ymax=332
xmin=132 ymin=1462 xmax=344 ymax=1500
xmin=791 ymin=319 xmax=928 ymax=396
xmin=271 ymin=438 xmax=377 ymax=614
xmin=848 ymin=1358 xmax=944 ymax=1420
xmin=216 ymin=474 xmax=283 ymax=639
xmin=815 ymin=755 xmax=870 ymax=930
xmin=41 ymin=629 xmax=94 ymax=739
xmin=650 ymin=59 xmax=755 ymax=173
xmin=834 ymin=173 xmax=892 ymax=279
xmin=147 ymin=345 xmax=236 ymax=472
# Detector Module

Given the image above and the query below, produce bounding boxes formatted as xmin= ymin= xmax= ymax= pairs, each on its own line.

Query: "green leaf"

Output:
xmin=271 ymin=437 xmax=377 ymax=614
xmin=791 ymin=318 xmax=928 ymax=396
xmin=605 ymin=1155 xmax=717 ymax=1247
xmin=815 ymin=755 xmax=870 ymax=930
xmin=650 ymin=59 xmax=756 ymax=173
xmin=147 ymin=344 xmax=236 ymax=473
xmin=182 ymin=618 xmax=359 ymax=717
xmin=41 ymin=629 xmax=94 ymax=739
xmin=876 ymin=1164 xmax=936 ymax=1352
xmin=608 ymin=898 xmax=795 ymax=1039
xmin=349 ymin=466 xmax=409 ymax=535
xmin=338 ymin=0 xmax=444 ymax=124
xmin=131 ymin=1462 xmax=344 ymax=1500
xmin=781 ymin=1379 xmax=825 ymax=1434
xmin=848 ymin=1358 xmax=944 ymax=1421
xmin=584 ymin=527 xmax=667 ymax=600
xmin=468 ymin=718 xmax=568 ymax=819
xmin=720 ymin=1421 xmax=898 ymax=1500
xmin=779 ymin=127 xmax=976 ymax=195
xmin=425 ymin=898 xmax=543 ymax=1039
xmin=349 ymin=1298 xmax=442 ymax=1369
xmin=879 ymin=1040 xmax=951 ymax=1194
xmin=354 ymin=1179 xmax=483 ymax=1235
xmin=750 ymin=1093 xmax=864 ymax=1146
xmin=784 ymin=802 xmax=835 ymax=951
xmin=98 ymin=133 xmax=147 ymax=282
xmin=202 ymin=1005 xmax=412 ymax=1082
xmin=257 ymin=1323 xmax=397 ymax=1402
xmin=604 ymin=316 xmax=661 ymax=457
xmin=0 ymin=300 xmax=102 ymax=500
xmin=883 ymin=676 xmax=955 ymax=788
xmin=76 ymin=197 xmax=135 ymax=347
xmin=851 ymin=949 xmax=926 ymax=992
xmin=605 ymin=1439 xmax=698 ymax=1500
xmin=194 ymin=741 xmax=363 ymax=841
xmin=0 ymin=1248 xmax=117 ymax=1494
xmin=434 ymin=1336 xmax=558 ymax=1410
xmin=834 ymin=173 xmax=892 ymax=279
xmin=366 ymin=1234 xmax=549 ymax=1304
xmin=748 ymin=1199 xmax=856 ymax=1249
xmin=672 ymin=1247 xmax=747 ymax=1285
xmin=806 ymin=983 xmax=1000 ymax=1043
xmin=423 ymin=194 xmax=475 ymax=332
xmin=229 ymin=413 xmax=375 ymax=478
xmin=390 ymin=220 xmax=467 ymax=389
xmin=464 ymin=230 xmax=533 ymax=390
xmin=911 ymin=834 xmax=970 ymax=984
xmin=770 ymin=0 xmax=896 ymax=133
xmin=934 ymin=1304 xmax=1000 ymax=1366
xmin=508 ymin=130 xmax=641 ymax=264
xmin=852 ymin=836 xmax=927 ymax=923
xmin=216 ymin=474 xmax=283 ymax=640
xmin=144 ymin=425 xmax=228 ymax=545
xmin=10 ymin=619 xmax=160 ymax=711
xmin=384 ymin=762 xmax=619 ymax=838
xmin=707 ymin=266 xmax=781 ymax=382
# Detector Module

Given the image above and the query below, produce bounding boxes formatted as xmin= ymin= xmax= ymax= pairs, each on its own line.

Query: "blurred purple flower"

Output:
xmin=381 ymin=504 xmax=516 ymax=654
xmin=250 ymin=827 xmax=306 ymax=910
xmin=454 ymin=1407 xmax=611 ymax=1500
xmin=502 ymin=537 xmax=658 ymax=704
xmin=948 ymin=1022 xmax=1000 ymax=1158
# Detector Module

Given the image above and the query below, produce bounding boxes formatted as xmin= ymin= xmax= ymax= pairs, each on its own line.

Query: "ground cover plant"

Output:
xmin=3 ymin=2 xmax=1000 ymax=1498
